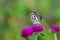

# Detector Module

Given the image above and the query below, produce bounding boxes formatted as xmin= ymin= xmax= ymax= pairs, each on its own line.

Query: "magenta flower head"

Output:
xmin=32 ymin=24 xmax=43 ymax=32
xmin=21 ymin=26 xmax=33 ymax=38
xmin=50 ymin=25 xmax=60 ymax=32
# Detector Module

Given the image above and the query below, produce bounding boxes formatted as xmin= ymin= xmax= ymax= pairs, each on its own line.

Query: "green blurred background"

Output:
xmin=0 ymin=0 xmax=60 ymax=40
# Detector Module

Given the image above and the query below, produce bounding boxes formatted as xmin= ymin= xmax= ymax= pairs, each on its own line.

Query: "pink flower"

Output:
xmin=21 ymin=26 xmax=33 ymax=38
xmin=50 ymin=25 xmax=60 ymax=32
xmin=32 ymin=24 xmax=43 ymax=32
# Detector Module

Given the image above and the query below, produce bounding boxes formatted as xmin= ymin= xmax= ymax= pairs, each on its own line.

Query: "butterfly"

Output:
xmin=30 ymin=10 xmax=42 ymax=24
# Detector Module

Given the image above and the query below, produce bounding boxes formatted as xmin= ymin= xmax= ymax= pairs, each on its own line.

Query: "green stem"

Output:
xmin=54 ymin=33 xmax=57 ymax=40
xmin=35 ymin=34 xmax=38 ymax=40
xmin=49 ymin=29 xmax=57 ymax=40
xmin=35 ymin=32 xmax=40 ymax=40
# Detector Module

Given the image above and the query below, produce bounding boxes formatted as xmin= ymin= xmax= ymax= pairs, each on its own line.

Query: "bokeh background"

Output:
xmin=0 ymin=0 xmax=60 ymax=40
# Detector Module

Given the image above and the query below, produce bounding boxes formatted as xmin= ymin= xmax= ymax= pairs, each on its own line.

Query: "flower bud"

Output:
xmin=50 ymin=25 xmax=60 ymax=32
xmin=32 ymin=24 xmax=43 ymax=32
xmin=21 ymin=26 xmax=33 ymax=38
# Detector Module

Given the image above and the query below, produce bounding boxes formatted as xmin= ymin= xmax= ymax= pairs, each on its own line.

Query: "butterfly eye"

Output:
xmin=31 ymin=15 xmax=36 ymax=20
